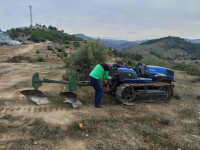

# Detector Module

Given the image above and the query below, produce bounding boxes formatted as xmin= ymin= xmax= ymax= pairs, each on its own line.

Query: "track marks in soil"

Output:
xmin=0 ymin=106 xmax=71 ymax=115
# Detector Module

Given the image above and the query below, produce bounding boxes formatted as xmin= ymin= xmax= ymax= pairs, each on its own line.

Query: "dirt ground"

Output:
xmin=0 ymin=43 xmax=200 ymax=150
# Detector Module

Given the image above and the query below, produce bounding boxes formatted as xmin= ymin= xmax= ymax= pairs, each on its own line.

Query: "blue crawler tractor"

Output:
xmin=106 ymin=62 xmax=175 ymax=105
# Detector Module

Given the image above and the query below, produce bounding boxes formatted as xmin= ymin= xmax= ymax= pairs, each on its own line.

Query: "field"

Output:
xmin=0 ymin=43 xmax=200 ymax=150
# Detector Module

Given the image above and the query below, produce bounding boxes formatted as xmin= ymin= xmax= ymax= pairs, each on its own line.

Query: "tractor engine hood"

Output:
xmin=147 ymin=65 xmax=175 ymax=79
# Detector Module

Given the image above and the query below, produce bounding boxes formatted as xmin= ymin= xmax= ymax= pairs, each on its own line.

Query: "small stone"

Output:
xmin=86 ymin=134 xmax=89 ymax=137
xmin=177 ymin=148 xmax=181 ymax=150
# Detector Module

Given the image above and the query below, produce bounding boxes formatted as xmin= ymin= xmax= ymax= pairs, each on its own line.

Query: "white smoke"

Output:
xmin=0 ymin=32 xmax=21 ymax=45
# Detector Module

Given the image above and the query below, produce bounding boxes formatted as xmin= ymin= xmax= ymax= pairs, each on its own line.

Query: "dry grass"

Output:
xmin=0 ymin=115 xmax=67 ymax=150
xmin=64 ymin=70 xmax=200 ymax=150
xmin=1 ymin=61 xmax=200 ymax=150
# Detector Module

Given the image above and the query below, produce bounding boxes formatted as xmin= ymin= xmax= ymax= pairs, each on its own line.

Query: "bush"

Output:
xmin=30 ymin=33 xmax=40 ymax=42
xmin=73 ymin=41 xmax=80 ymax=47
xmin=142 ymin=56 xmax=171 ymax=68
xmin=28 ymin=28 xmax=82 ymax=43
xmin=57 ymin=48 xmax=63 ymax=52
xmin=64 ymin=40 xmax=70 ymax=44
xmin=36 ymin=50 xmax=40 ymax=54
xmin=62 ymin=69 xmax=83 ymax=81
xmin=47 ymin=45 xmax=53 ymax=50
xmin=122 ymin=58 xmax=135 ymax=66
xmin=112 ymin=49 xmax=143 ymax=61
xmin=63 ymin=40 xmax=110 ymax=80
xmin=37 ymin=56 xmax=45 ymax=62
xmin=8 ymin=28 xmax=19 ymax=39
xmin=41 ymin=38 xmax=46 ymax=42
xmin=173 ymin=64 xmax=200 ymax=76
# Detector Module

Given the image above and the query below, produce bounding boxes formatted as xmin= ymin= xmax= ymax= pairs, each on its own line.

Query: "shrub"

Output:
xmin=37 ymin=56 xmax=45 ymax=62
xmin=8 ymin=28 xmax=19 ymax=39
xmin=41 ymin=38 xmax=46 ymax=42
xmin=47 ymin=45 xmax=53 ymax=50
xmin=57 ymin=48 xmax=63 ymax=52
xmin=64 ymin=40 xmax=70 ymax=44
xmin=62 ymin=69 xmax=83 ymax=81
xmin=36 ymin=50 xmax=40 ymax=54
xmin=112 ymin=49 xmax=143 ymax=61
xmin=173 ymin=64 xmax=200 ymax=76
xmin=122 ymin=58 xmax=135 ymax=66
xmin=73 ymin=41 xmax=80 ymax=47
xmin=62 ymin=52 xmax=68 ymax=57
xmin=29 ymin=33 xmax=40 ymax=43
xmin=142 ymin=56 xmax=171 ymax=68
xmin=63 ymin=40 xmax=110 ymax=80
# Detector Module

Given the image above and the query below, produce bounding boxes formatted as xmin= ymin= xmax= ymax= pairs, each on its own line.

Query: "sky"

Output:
xmin=0 ymin=0 xmax=200 ymax=41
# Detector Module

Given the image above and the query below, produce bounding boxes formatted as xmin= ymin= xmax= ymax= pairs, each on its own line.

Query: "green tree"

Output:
xmin=29 ymin=33 xmax=40 ymax=42
xmin=9 ymin=28 xmax=19 ymax=39
xmin=63 ymin=40 xmax=110 ymax=80
xmin=73 ymin=41 xmax=80 ymax=47
xmin=48 ymin=25 xmax=57 ymax=31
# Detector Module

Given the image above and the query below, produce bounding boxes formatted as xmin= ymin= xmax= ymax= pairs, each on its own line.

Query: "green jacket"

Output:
xmin=89 ymin=64 xmax=109 ymax=80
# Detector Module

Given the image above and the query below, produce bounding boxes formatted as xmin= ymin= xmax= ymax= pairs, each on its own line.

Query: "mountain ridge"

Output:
xmin=123 ymin=36 xmax=200 ymax=61
xmin=74 ymin=33 xmax=200 ymax=50
xmin=73 ymin=33 xmax=146 ymax=50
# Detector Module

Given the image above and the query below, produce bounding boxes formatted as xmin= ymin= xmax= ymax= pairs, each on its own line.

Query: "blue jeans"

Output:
xmin=89 ymin=76 xmax=104 ymax=106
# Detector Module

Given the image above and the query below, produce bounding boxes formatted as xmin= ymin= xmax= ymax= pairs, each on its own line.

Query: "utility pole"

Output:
xmin=29 ymin=5 xmax=33 ymax=27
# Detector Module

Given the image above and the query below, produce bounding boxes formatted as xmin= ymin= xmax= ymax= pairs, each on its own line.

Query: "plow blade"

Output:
xmin=20 ymin=90 xmax=52 ymax=105
xmin=59 ymin=92 xmax=83 ymax=108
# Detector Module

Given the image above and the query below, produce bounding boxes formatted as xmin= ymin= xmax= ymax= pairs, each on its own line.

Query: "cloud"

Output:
xmin=0 ymin=0 xmax=199 ymax=40
xmin=128 ymin=32 xmax=138 ymax=34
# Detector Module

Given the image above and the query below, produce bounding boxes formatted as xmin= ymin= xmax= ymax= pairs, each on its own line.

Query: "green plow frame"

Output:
xmin=20 ymin=72 xmax=91 ymax=108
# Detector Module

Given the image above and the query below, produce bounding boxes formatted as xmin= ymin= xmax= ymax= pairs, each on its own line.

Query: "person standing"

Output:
xmin=89 ymin=62 xmax=112 ymax=108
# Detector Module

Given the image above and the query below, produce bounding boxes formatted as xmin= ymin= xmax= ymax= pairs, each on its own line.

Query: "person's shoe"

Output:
xmin=95 ymin=105 xmax=103 ymax=108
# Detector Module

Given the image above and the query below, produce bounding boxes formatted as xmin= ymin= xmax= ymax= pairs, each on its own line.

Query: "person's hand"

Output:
xmin=109 ymin=76 xmax=112 ymax=80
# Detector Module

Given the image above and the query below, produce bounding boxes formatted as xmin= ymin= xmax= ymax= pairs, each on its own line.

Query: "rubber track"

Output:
xmin=116 ymin=82 xmax=172 ymax=105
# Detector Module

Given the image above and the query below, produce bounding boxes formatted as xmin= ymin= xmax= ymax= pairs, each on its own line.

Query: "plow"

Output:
xmin=20 ymin=72 xmax=91 ymax=108
xmin=20 ymin=62 xmax=175 ymax=108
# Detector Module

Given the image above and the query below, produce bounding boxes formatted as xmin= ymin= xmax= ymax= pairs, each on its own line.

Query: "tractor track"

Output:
xmin=0 ymin=106 xmax=71 ymax=115
xmin=116 ymin=82 xmax=172 ymax=105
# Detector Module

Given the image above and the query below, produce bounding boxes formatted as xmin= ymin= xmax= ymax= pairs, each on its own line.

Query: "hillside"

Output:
xmin=123 ymin=36 xmax=200 ymax=63
xmin=5 ymin=25 xmax=82 ymax=44
xmin=74 ymin=33 xmax=145 ymax=50
xmin=184 ymin=38 xmax=200 ymax=44
xmin=0 ymin=26 xmax=84 ymax=63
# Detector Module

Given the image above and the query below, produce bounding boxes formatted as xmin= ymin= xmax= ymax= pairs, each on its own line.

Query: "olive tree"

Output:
xmin=63 ymin=40 xmax=110 ymax=80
